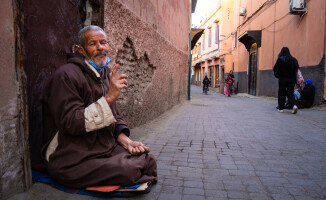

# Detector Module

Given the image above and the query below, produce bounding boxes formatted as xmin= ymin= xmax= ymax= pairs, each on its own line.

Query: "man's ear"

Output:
xmin=77 ymin=46 xmax=86 ymax=57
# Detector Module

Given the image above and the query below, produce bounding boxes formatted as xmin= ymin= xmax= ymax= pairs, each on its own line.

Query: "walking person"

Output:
xmin=225 ymin=70 xmax=235 ymax=97
xmin=202 ymin=74 xmax=210 ymax=93
xmin=273 ymin=47 xmax=299 ymax=114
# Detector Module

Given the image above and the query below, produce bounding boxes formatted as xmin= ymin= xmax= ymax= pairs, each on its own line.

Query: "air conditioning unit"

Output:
xmin=289 ymin=0 xmax=307 ymax=15
xmin=239 ymin=6 xmax=246 ymax=16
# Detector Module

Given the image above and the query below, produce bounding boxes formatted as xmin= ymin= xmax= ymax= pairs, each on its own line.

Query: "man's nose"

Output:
xmin=96 ymin=43 xmax=104 ymax=51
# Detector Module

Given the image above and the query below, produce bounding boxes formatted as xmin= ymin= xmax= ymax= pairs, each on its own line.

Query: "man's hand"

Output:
xmin=117 ymin=133 xmax=150 ymax=155
xmin=105 ymin=64 xmax=128 ymax=105
xmin=127 ymin=141 xmax=150 ymax=155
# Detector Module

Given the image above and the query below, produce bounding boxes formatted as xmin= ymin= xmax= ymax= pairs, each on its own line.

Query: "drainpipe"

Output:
xmin=188 ymin=0 xmax=192 ymax=100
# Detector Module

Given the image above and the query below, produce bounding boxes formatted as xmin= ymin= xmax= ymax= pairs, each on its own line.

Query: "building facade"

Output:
xmin=233 ymin=0 xmax=325 ymax=104
xmin=192 ymin=0 xmax=326 ymax=104
xmin=0 ymin=0 xmax=191 ymax=198
xmin=192 ymin=0 xmax=234 ymax=93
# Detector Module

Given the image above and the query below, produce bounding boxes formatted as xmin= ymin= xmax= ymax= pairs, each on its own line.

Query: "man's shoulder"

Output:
xmin=54 ymin=61 xmax=84 ymax=78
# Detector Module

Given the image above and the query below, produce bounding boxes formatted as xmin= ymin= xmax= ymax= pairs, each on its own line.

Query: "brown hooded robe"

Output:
xmin=41 ymin=53 xmax=157 ymax=188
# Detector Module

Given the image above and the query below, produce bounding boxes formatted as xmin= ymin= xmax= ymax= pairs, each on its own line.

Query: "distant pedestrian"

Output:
xmin=202 ymin=75 xmax=210 ymax=93
xmin=273 ymin=47 xmax=299 ymax=114
xmin=225 ymin=70 xmax=235 ymax=97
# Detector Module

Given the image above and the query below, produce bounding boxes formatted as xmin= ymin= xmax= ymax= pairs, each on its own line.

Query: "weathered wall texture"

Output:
xmin=105 ymin=0 xmax=190 ymax=128
xmin=118 ymin=0 xmax=190 ymax=53
xmin=0 ymin=0 xmax=30 ymax=199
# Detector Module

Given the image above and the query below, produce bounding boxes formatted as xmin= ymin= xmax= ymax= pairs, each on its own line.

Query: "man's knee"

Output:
xmin=146 ymin=154 xmax=157 ymax=166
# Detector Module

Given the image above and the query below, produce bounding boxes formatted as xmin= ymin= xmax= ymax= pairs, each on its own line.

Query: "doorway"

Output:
xmin=248 ymin=43 xmax=258 ymax=95
xmin=208 ymin=66 xmax=214 ymax=86
xmin=221 ymin=66 xmax=225 ymax=83
xmin=215 ymin=65 xmax=219 ymax=86
xmin=23 ymin=0 xmax=104 ymax=166
xmin=201 ymin=66 xmax=205 ymax=85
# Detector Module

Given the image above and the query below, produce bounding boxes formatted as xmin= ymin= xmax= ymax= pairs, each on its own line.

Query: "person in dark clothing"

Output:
xmin=292 ymin=79 xmax=315 ymax=108
xmin=202 ymin=75 xmax=210 ymax=93
xmin=273 ymin=47 xmax=299 ymax=114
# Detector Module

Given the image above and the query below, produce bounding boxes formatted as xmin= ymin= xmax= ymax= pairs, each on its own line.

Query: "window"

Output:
xmin=202 ymin=34 xmax=205 ymax=51
xmin=208 ymin=27 xmax=212 ymax=48
xmin=198 ymin=43 xmax=201 ymax=55
xmin=233 ymin=31 xmax=237 ymax=48
xmin=215 ymin=22 xmax=219 ymax=49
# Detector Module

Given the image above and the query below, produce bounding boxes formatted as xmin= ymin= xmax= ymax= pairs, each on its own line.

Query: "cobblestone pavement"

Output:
xmin=9 ymin=85 xmax=326 ymax=200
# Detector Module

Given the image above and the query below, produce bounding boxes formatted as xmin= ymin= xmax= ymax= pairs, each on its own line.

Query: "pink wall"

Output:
xmin=233 ymin=0 xmax=325 ymax=101
xmin=236 ymin=0 xmax=325 ymax=71
xmin=117 ymin=0 xmax=190 ymax=53
xmin=273 ymin=0 xmax=324 ymax=67
xmin=0 ymin=0 xmax=16 ymax=105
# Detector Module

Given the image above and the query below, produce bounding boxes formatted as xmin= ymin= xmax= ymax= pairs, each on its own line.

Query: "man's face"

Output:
xmin=81 ymin=30 xmax=109 ymax=67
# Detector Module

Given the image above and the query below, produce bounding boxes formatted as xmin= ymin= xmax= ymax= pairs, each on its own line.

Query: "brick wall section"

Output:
xmin=105 ymin=0 xmax=190 ymax=128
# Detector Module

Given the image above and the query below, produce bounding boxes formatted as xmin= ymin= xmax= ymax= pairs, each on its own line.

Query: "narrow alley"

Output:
xmin=9 ymin=86 xmax=326 ymax=200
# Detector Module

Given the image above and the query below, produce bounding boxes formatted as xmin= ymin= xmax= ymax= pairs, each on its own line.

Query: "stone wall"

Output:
xmin=0 ymin=0 xmax=31 ymax=199
xmin=105 ymin=0 xmax=190 ymax=128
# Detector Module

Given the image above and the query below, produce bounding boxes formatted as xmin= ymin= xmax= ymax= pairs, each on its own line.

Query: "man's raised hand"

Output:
xmin=105 ymin=64 xmax=128 ymax=105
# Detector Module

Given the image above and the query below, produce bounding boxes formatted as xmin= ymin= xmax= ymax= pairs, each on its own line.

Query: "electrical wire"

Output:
xmin=238 ymin=0 xmax=277 ymax=29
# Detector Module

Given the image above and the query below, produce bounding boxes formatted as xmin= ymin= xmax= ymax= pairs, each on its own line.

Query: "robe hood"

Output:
xmin=279 ymin=56 xmax=290 ymax=63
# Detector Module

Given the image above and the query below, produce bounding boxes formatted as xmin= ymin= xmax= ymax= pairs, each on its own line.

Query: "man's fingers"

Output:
xmin=138 ymin=146 xmax=145 ymax=153
xmin=143 ymin=146 xmax=150 ymax=152
xmin=134 ymin=147 xmax=140 ymax=154
xmin=129 ymin=141 xmax=150 ymax=155
xmin=131 ymin=141 xmax=141 ymax=147
xmin=140 ymin=144 xmax=150 ymax=152
xmin=118 ymin=74 xmax=128 ymax=79
xmin=131 ymin=148 xmax=137 ymax=155
xmin=112 ymin=64 xmax=119 ymax=75
xmin=121 ymin=79 xmax=128 ymax=86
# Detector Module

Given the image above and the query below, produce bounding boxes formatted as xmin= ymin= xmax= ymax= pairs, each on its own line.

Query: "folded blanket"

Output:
xmin=32 ymin=170 xmax=152 ymax=198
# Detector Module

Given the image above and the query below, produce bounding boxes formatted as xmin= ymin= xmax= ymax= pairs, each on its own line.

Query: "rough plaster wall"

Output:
xmin=116 ymin=38 xmax=157 ymax=125
xmin=0 ymin=115 xmax=25 ymax=199
xmin=118 ymin=0 xmax=190 ymax=53
xmin=105 ymin=0 xmax=189 ymax=128
xmin=0 ymin=0 xmax=27 ymax=199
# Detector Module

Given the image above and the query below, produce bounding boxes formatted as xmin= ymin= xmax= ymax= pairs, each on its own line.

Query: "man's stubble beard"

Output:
xmin=91 ymin=52 xmax=108 ymax=67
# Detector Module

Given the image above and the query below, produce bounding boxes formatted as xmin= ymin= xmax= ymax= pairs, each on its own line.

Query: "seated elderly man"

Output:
xmin=295 ymin=79 xmax=315 ymax=108
xmin=284 ymin=79 xmax=316 ymax=110
xmin=41 ymin=25 xmax=157 ymax=188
